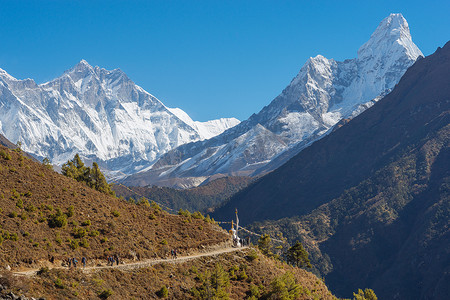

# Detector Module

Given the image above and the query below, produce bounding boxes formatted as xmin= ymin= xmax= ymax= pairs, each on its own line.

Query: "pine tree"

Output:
xmin=62 ymin=155 xmax=114 ymax=195
xmin=258 ymin=234 xmax=273 ymax=257
xmin=287 ymin=241 xmax=312 ymax=268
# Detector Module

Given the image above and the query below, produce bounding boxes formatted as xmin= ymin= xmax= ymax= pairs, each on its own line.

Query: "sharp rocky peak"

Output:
xmin=358 ymin=13 xmax=423 ymax=60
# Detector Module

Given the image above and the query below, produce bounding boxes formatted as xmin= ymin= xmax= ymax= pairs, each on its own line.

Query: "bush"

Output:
xmin=246 ymin=250 xmax=259 ymax=262
xmin=81 ymin=220 xmax=91 ymax=226
xmin=160 ymin=239 xmax=168 ymax=245
xmin=178 ymin=209 xmax=191 ymax=218
xmin=72 ymin=227 xmax=87 ymax=238
xmin=66 ymin=205 xmax=74 ymax=218
xmin=89 ymin=230 xmax=99 ymax=237
xmin=98 ymin=289 xmax=113 ymax=299
xmin=8 ymin=211 xmax=17 ymax=218
xmin=192 ymin=211 xmax=204 ymax=220
xmin=69 ymin=239 xmax=79 ymax=250
xmin=111 ymin=210 xmax=120 ymax=217
xmin=16 ymin=198 xmax=23 ymax=209
xmin=156 ymin=286 xmax=169 ymax=298
xmin=54 ymin=278 xmax=64 ymax=289
xmin=48 ymin=208 xmax=67 ymax=228
xmin=0 ymin=150 xmax=11 ymax=160
xmin=80 ymin=238 xmax=89 ymax=248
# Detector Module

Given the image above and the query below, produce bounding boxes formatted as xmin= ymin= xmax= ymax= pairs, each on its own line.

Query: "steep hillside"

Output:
xmin=218 ymin=41 xmax=450 ymax=299
xmin=0 ymin=145 xmax=336 ymax=299
xmin=1 ymin=248 xmax=336 ymax=300
xmin=0 ymin=145 xmax=230 ymax=267
xmin=123 ymin=13 xmax=423 ymax=188
xmin=113 ymin=176 xmax=254 ymax=213
xmin=214 ymin=42 xmax=450 ymax=225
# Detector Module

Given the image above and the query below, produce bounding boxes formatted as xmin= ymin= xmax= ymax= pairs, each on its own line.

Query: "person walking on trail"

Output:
xmin=68 ymin=257 xmax=72 ymax=269
xmin=174 ymin=249 xmax=178 ymax=259
xmin=115 ymin=254 xmax=119 ymax=266
xmin=72 ymin=257 xmax=78 ymax=268
xmin=82 ymin=257 xmax=86 ymax=268
xmin=170 ymin=249 xmax=174 ymax=259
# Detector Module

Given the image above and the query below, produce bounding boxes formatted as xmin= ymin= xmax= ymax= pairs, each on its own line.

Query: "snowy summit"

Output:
xmin=0 ymin=60 xmax=239 ymax=176
xmin=123 ymin=13 xmax=423 ymax=188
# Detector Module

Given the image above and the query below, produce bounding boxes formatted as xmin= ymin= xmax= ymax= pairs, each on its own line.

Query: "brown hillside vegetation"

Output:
xmin=0 ymin=145 xmax=337 ymax=299
xmin=2 ymin=249 xmax=335 ymax=299
xmin=0 ymin=145 xmax=229 ymax=268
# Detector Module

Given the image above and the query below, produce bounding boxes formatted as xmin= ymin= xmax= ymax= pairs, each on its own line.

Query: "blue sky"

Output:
xmin=0 ymin=0 xmax=448 ymax=121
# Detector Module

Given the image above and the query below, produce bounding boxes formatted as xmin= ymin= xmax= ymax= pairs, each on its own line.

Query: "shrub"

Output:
xmin=100 ymin=237 xmax=108 ymax=243
xmin=72 ymin=227 xmax=87 ymax=238
xmin=137 ymin=197 xmax=150 ymax=207
xmin=98 ymin=289 xmax=113 ymax=299
xmin=192 ymin=211 xmax=204 ymax=220
xmin=8 ymin=211 xmax=17 ymax=218
xmin=66 ymin=205 xmax=74 ymax=218
xmin=69 ymin=239 xmax=79 ymax=250
xmin=25 ymin=204 xmax=36 ymax=212
xmin=89 ymin=230 xmax=99 ymax=237
xmin=54 ymin=278 xmax=64 ymax=289
xmin=80 ymin=238 xmax=89 ymax=248
xmin=149 ymin=213 xmax=156 ymax=220
xmin=81 ymin=220 xmax=91 ymax=226
xmin=150 ymin=201 xmax=161 ymax=211
xmin=0 ymin=149 xmax=11 ymax=160
xmin=246 ymin=250 xmax=259 ymax=262
xmin=16 ymin=198 xmax=23 ymax=209
xmin=111 ymin=210 xmax=120 ymax=217
xmin=9 ymin=232 xmax=18 ymax=241
xmin=48 ymin=208 xmax=67 ymax=228
xmin=178 ymin=209 xmax=191 ymax=218
xmin=160 ymin=239 xmax=168 ymax=245
xmin=156 ymin=286 xmax=169 ymax=298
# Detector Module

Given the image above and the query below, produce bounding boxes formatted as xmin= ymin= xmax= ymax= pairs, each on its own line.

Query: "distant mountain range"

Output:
xmin=214 ymin=41 xmax=450 ymax=299
xmin=122 ymin=13 xmax=423 ymax=188
xmin=0 ymin=60 xmax=239 ymax=176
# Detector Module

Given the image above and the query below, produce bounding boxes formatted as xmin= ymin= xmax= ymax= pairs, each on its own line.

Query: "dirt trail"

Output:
xmin=13 ymin=246 xmax=248 ymax=276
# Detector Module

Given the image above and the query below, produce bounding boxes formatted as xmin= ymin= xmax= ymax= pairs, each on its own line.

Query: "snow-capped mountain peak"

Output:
xmin=0 ymin=61 xmax=239 ymax=176
xmin=122 ymin=13 xmax=424 ymax=188
xmin=358 ymin=13 xmax=423 ymax=60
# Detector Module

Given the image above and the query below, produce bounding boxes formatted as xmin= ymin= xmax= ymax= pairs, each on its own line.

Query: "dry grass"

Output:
xmin=2 ymin=248 xmax=335 ymax=299
xmin=0 ymin=145 xmax=229 ymax=269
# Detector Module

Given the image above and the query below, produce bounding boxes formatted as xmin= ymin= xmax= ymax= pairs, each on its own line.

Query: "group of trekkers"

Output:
xmin=170 ymin=248 xmax=178 ymax=259
xmin=107 ymin=254 xmax=120 ymax=266
xmin=67 ymin=255 xmax=120 ymax=269
xmin=67 ymin=257 xmax=86 ymax=269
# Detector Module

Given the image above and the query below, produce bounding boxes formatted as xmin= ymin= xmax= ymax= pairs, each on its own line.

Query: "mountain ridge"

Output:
xmin=124 ymin=13 xmax=423 ymax=188
xmin=0 ymin=60 xmax=239 ymax=176
xmin=215 ymin=40 xmax=450 ymax=299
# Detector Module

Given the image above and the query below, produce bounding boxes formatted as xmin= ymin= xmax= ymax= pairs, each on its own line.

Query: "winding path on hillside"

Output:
xmin=13 ymin=246 xmax=249 ymax=276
